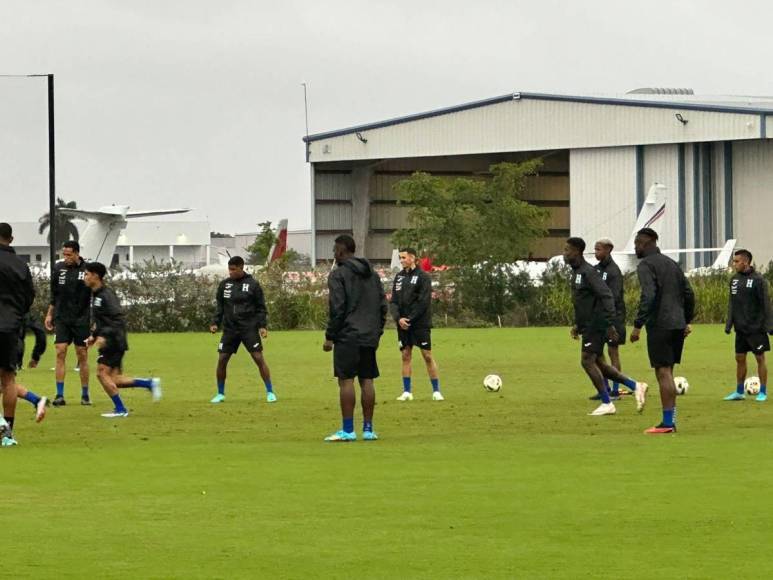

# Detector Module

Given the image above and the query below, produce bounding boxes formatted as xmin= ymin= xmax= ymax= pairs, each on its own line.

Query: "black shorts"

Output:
xmin=735 ymin=332 xmax=771 ymax=355
xmin=218 ymin=327 xmax=263 ymax=355
xmin=646 ymin=328 xmax=685 ymax=368
xmin=333 ymin=343 xmax=379 ymax=380
xmin=97 ymin=347 xmax=125 ymax=370
xmin=0 ymin=331 xmax=19 ymax=372
xmin=55 ymin=320 xmax=90 ymax=346
xmin=581 ymin=330 xmax=606 ymax=356
xmin=397 ymin=327 xmax=432 ymax=351
xmin=608 ymin=322 xmax=626 ymax=347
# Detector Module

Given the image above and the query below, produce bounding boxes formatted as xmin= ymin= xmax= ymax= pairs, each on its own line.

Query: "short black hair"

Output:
xmin=228 ymin=256 xmax=245 ymax=267
xmin=85 ymin=262 xmax=107 ymax=280
xmin=0 ymin=222 xmax=11 ymax=241
xmin=399 ymin=247 xmax=417 ymax=257
xmin=566 ymin=237 xmax=586 ymax=253
xmin=734 ymin=249 xmax=753 ymax=262
xmin=637 ymin=227 xmax=659 ymax=241
xmin=334 ymin=234 xmax=356 ymax=253
xmin=63 ymin=240 xmax=80 ymax=252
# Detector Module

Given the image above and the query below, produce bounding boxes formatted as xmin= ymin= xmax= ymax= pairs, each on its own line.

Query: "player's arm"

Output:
xmin=406 ymin=272 xmax=431 ymax=323
xmin=254 ymin=281 xmax=268 ymax=337
xmin=45 ymin=264 xmax=58 ymax=330
xmin=760 ymin=277 xmax=773 ymax=334
xmin=210 ymin=280 xmax=225 ymax=332
xmin=388 ymin=276 xmax=401 ymax=322
xmin=30 ymin=317 xmax=47 ymax=362
xmin=633 ymin=262 xmax=657 ymax=331
xmin=378 ymin=277 xmax=388 ymax=333
xmin=725 ymin=279 xmax=734 ymax=334
xmin=683 ymin=274 xmax=695 ymax=326
xmin=325 ymin=273 xmax=346 ymax=342
xmin=22 ymin=265 xmax=35 ymax=315
xmin=589 ymin=269 xmax=618 ymax=340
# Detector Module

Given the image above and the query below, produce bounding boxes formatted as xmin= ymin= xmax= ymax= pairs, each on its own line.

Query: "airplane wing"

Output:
xmin=126 ymin=209 xmax=191 ymax=218
xmin=58 ymin=208 xmax=120 ymax=220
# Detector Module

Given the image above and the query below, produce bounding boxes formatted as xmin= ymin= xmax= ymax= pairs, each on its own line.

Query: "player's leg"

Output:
xmin=211 ymin=333 xmax=237 ymax=403
xmin=0 ymin=369 xmax=19 ymax=444
xmin=15 ymin=383 xmax=48 ymax=422
xmin=360 ymin=346 xmax=378 ymax=440
xmin=581 ymin=345 xmax=615 ymax=415
xmin=53 ymin=341 xmax=69 ymax=405
xmin=647 ymin=365 xmax=677 ymax=431
xmin=113 ymin=372 xmax=162 ymax=401
xmin=420 ymin=348 xmax=443 ymax=401
xmin=596 ymin=355 xmax=647 ymax=412
xmin=75 ymin=343 xmax=91 ymax=405
xmin=397 ymin=338 xmax=414 ymax=400
xmin=249 ymin=349 xmax=276 ymax=402
xmin=725 ymin=351 xmax=748 ymax=400
xmin=608 ymin=344 xmax=622 ymax=396
xmin=754 ymin=352 xmax=767 ymax=401
xmin=325 ymin=343 xmax=358 ymax=441
xmin=97 ymin=364 xmax=129 ymax=417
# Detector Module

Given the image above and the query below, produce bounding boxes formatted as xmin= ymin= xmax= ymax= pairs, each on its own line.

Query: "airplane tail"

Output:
xmin=267 ymin=219 xmax=289 ymax=264
xmin=710 ymin=239 xmax=736 ymax=270
xmin=622 ymin=183 xmax=667 ymax=253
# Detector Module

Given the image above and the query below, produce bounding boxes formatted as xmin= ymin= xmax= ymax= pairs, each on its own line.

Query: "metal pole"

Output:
xmin=47 ymin=73 xmax=56 ymax=273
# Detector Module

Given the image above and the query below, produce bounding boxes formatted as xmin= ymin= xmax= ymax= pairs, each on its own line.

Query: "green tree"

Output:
xmin=392 ymin=160 xmax=549 ymax=321
xmin=245 ymin=221 xmax=277 ymax=265
xmin=38 ymin=197 xmax=81 ymax=247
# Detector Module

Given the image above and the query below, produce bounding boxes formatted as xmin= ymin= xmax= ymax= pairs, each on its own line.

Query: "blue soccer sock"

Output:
xmin=621 ymin=378 xmax=637 ymax=391
xmin=611 ymin=381 xmax=620 ymax=395
xmin=110 ymin=394 xmax=127 ymax=413
xmin=762 ymin=384 xmax=768 ymax=395
xmin=430 ymin=378 xmax=440 ymax=393
xmin=603 ymin=378 xmax=611 ymax=394
xmin=363 ymin=420 xmax=373 ymax=433
xmin=402 ymin=377 xmax=411 ymax=392
xmin=56 ymin=382 xmax=64 ymax=397
xmin=736 ymin=382 xmax=745 ymax=394
xmin=342 ymin=417 xmax=354 ymax=433
xmin=22 ymin=391 xmax=41 ymax=406
xmin=217 ymin=381 xmax=225 ymax=395
xmin=81 ymin=386 xmax=90 ymax=400
xmin=663 ymin=408 xmax=675 ymax=426
xmin=600 ymin=389 xmax=611 ymax=404
xmin=131 ymin=378 xmax=153 ymax=390
xmin=264 ymin=380 xmax=273 ymax=393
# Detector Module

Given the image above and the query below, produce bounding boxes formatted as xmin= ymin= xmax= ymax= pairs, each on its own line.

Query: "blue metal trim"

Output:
xmin=692 ymin=143 xmax=701 ymax=267
xmin=635 ymin=146 xmax=645 ymax=214
xmin=303 ymin=91 xmax=773 ymax=143
xmin=724 ymin=141 xmax=733 ymax=239
xmin=761 ymin=114 xmax=767 ymax=139
xmin=677 ymin=144 xmax=686 ymax=268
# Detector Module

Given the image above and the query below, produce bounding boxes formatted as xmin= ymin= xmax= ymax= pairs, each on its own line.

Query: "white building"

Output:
xmin=304 ymin=89 xmax=773 ymax=267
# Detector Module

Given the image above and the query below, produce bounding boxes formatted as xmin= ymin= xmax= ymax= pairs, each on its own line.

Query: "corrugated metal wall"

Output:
xmin=733 ymin=140 xmax=773 ymax=264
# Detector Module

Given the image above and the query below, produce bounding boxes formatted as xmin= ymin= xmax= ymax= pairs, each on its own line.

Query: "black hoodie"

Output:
xmin=634 ymin=247 xmax=695 ymax=330
xmin=725 ymin=268 xmax=773 ymax=335
xmin=326 ymin=257 xmax=387 ymax=347
xmin=0 ymin=245 xmax=35 ymax=333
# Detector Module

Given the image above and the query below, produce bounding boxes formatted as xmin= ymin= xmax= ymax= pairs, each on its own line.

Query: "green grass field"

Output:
xmin=5 ymin=326 xmax=773 ymax=579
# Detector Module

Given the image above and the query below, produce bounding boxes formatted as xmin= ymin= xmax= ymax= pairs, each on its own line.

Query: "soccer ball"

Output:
xmin=483 ymin=374 xmax=502 ymax=392
xmin=745 ymin=376 xmax=761 ymax=395
xmin=674 ymin=376 xmax=689 ymax=395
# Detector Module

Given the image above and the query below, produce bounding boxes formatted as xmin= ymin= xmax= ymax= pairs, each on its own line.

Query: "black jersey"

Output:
xmin=726 ymin=268 xmax=773 ymax=335
xmin=570 ymin=259 xmax=616 ymax=333
xmin=212 ymin=274 xmax=267 ymax=331
xmin=0 ymin=245 xmax=35 ymax=333
xmin=326 ymin=257 xmax=387 ymax=347
xmin=50 ymin=259 xmax=91 ymax=324
xmin=634 ymin=248 xmax=695 ymax=330
xmin=595 ymin=256 xmax=626 ymax=324
xmin=90 ymin=285 xmax=128 ymax=350
xmin=389 ymin=267 xmax=432 ymax=329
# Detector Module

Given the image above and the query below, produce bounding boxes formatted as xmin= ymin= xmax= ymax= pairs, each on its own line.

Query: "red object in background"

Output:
xmin=419 ymin=256 xmax=433 ymax=272
xmin=269 ymin=224 xmax=288 ymax=262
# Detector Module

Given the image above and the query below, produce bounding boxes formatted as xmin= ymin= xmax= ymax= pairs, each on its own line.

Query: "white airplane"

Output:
xmin=58 ymin=205 xmax=191 ymax=264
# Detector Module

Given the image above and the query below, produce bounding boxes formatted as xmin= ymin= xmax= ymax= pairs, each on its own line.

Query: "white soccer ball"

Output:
xmin=674 ymin=376 xmax=689 ymax=395
xmin=745 ymin=376 xmax=761 ymax=395
xmin=483 ymin=374 xmax=502 ymax=392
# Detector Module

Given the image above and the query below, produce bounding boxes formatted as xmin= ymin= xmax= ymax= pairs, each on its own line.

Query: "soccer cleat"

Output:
xmin=101 ymin=411 xmax=129 ymax=418
xmin=756 ymin=392 xmax=768 ymax=402
xmin=52 ymin=395 xmax=66 ymax=407
xmin=1 ymin=436 xmax=18 ymax=447
xmin=635 ymin=382 xmax=648 ymax=413
xmin=266 ymin=392 xmax=277 ymax=403
xmin=644 ymin=423 xmax=677 ymax=434
xmin=36 ymin=397 xmax=48 ymax=423
xmin=723 ymin=392 xmax=745 ymax=401
xmin=210 ymin=393 xmax=226 ymax=404
xmin=396 ymin=391 xmax=414 ymax=401
xmin=324 ymin=430 xmax=357 ymax=442
xmin=588 ymin=402 xmax=616 ymax=416
xmin=150 ymin=378 xmax=162 ymax=402
xmin=81 ymin=397 xmax=92 ymax=406
xmin=432 ymin=391 xmax=445 ymax=401
xmin=362 ymin=431 xmax=379 ymax=441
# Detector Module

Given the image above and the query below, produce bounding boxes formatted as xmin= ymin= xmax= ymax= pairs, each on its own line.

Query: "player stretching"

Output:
xmin=45 ymin=241 xmax=92 ymax=406
xmin=723 ymin=249 xmax=773 ymax=402
xmin=563 ymin=237 xmax=647 ymax=416
xmin=391 ymin=247 xmax=443 ymax=401
xmin=209 ymin=256 xmax=276 ymax=403
xmin=630 ymin=228 xmax=694 ymax=434
xmin=593 ymin=238 xmax=628 ymax=400
xmin=0 ymin=223 xmax=35 ymax=445
xmin=323 ymin=234 xmax=387 ymax=441
xmin=83 ymin=262 xmax=161 ymax=417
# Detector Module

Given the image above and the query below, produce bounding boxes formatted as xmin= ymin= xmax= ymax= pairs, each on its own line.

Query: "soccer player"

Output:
xmin=83 ymin=262 xmax=161 ymax=418
xmin=630 ymin=228 xmax=695 ymax=434
xmin=45 ymin=240 xmax=92 ymax=406
xmin=209 ymin=256 xmax=276 ymax=403
xmin=391 ymin=247 xmax=443 ymax=401
xmin=593 ymin=238 xmax=627 ymax=399
xmin=0 ymin=223 xmax=35 ymax=445
xmin=563 ymin=237 xmax=647 ymax=416
xmin=723 ymin=249 xmax=773 ymax=402
xmin=323 ymin=234 xmax=387 ymax=441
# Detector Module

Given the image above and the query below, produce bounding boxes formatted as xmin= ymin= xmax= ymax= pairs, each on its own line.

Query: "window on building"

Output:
xmin=35 ymin=254 xmax=42 ymax=262
xmin=111 ymin=254 xmax=120 ymax=268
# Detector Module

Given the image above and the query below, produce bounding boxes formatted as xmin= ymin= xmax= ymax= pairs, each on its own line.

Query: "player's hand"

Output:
xmin=209 ymin=324 xmax=218 ymax=334
xmin=684 ymin=324 xmax=692 ymax=338
xmin=85 ymin=336 xmax=95 ymax=348
xmin=607 ymin=325 xmax=620 ymax=344
xmin=259 ymin=328 xmax=268 ymax=339
xmin=44 ymin=315 xmax=54 ymax=332
xmin=570 ymin=326 xmax=578 ymax=340
xmin=630 ymin=328 xmax=641 ymax=343
xmin=398 ymin=318 xmax=411 ymax=330
xmin=322 ymin=340 xmax=333 ymax=352
xmin=27 ymin=359 xmax=38 ymax=369
xmin=725 ymin=327 xmax=731 ymax=335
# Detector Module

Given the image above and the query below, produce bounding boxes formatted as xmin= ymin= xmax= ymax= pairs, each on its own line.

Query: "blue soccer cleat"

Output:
xmin=324 ymin=430 xmax=356 ymax=442
xmin=723 ymin=392 xmax=745 ymax=401
xmin=756 ymin=392 xmax=767 ymax=402
xmin=210 ymin=393 xmax=226 ymax=404
xmin=362 ymin=431 xmax=379 ymax=441
xmin=266 ymin=392 xmax=277 ymax=403
xmin=1 ymin=436 xmax=18 ymax=447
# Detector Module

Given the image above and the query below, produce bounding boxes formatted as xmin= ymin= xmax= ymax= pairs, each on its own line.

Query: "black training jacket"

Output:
xmin=212 ymin=274 xmax=268 ymax=331
xmin=90 ymin=285 xmax=128 ymax=350
xmin=17 ymin=314 xmax=47 ymax=364
xmin=570 ymin=259 xmax=616 ymax=333
xmin=725 ymin=268 xmax=773 ymax=335
xmin=0 ymin=245 xmax=35 ymax=333
xmin=389 ymin=267 xmax=432 ymax=329
xmin=326 ymin=257 xmax=387 ymax=347
xmin=595 ymin=256 xmax=626 ymax=324
xmin=50 ymin=258 xmax=91 ymax=324
xmin=634 ymin=247 xmax=695 ymax=330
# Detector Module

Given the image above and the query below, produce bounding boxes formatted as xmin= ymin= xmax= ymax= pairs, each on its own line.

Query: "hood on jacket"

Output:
xmin=341 ymin=257 xmax=374 ymax=278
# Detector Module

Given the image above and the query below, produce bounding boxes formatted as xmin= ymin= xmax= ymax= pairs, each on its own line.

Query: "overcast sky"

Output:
xmin=1 ymin=0 xmax=771 ymax=234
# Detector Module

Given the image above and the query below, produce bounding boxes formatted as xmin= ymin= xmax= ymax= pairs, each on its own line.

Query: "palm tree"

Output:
xmin=38 ymin=197 xmax=81 ymax=248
